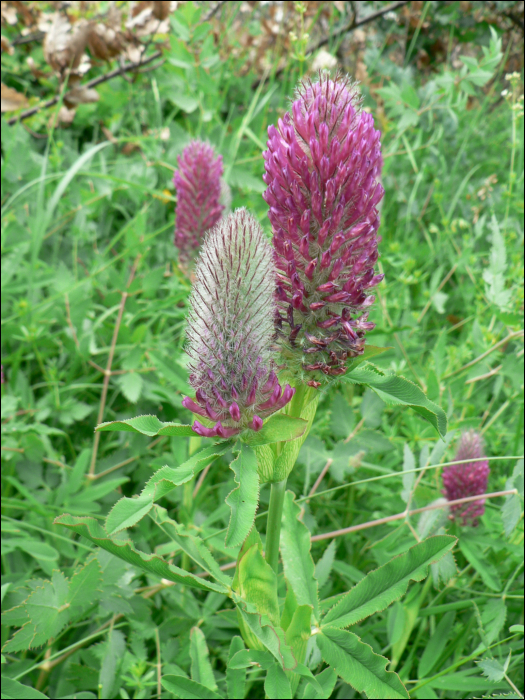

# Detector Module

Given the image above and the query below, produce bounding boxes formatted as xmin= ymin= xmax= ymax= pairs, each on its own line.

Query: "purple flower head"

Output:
xmin=173 ymin=140 xmax=224 ymax=263
xmin=182 ymin=208 xmax=295 ymax=438
xmin=262 ymin=71 xmax=384 ymax=379
xmin=442 ymin=430 xmax=490 ymax=526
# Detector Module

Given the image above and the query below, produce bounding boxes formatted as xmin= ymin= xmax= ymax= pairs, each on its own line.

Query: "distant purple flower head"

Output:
xmin=173 ymin=140 xmax=224 ymax=263
xmin=182 ymin=208 xmax=295 ymax=438
xmin=442 ymin=430 xmax=490 ymax=526
xmin=263 ymin=71 xmax=384 ymax=379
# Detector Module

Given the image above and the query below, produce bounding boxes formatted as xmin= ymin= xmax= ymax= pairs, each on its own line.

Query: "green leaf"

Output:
xmin=105 ymin=443 xmax=232 ymax=535
xmin=237 ymin=544 xmax=280 ymax=626
xmin=477 ymin=658 xmax=505 ymax=683
xmin=301 ymin=667 xmax=338 ymax=699
xmin=322 ymin=536 xmax=456 ymax=629
xmin=1 ymin=676 xmax=49 ymax=698
xmin=317 ymin=628 xmax=409 ymax=699
xmin=67 ymin=556 xmax=103 ymax=612
xmin=161 ymin=675 xmax=224 ymax=699
xmin=459 ymin=538 xmax=501 ymax=592
xmin=229 ymin=649 xmax=275 ymax=670
xmin=261 ymin=390 xmax=319 ymax=483
xmin=510 ymin=624 xmax=524 ymax=634
xmin=343 ymin=365 xmax=447 ymax=438
xmin=280 ymin=491 xmax=319 ymax=622
xmin=346 ymin=345 xmax=392 ymax=373
xmin=99 ymin=628 xmax=125 ymax=698
xmin=96 ymin=414 xmax=195 ymax=437
xmin=265 ymin=663 xmax=292 ymax=699
xmin=387 ymin=602 xmax=406 ymax=647
xmin=401 ymin=444 xmax=415 ymax=503
xmin=285 ymin=605 xmax=314 ymax=694
xmin=105 ymin=495 xmax=154 ymax=536
xmin=54 ymin=515 xmax=228 ymax=594
xmin=241 ymin=414 xmax=308 ymax=446
xmin=233 ymin=593 xmax=297 ymax=670
xmin=3 ymin=573 xmax=72 ymax=652
xmin=315 ymin=540 xmax=336 ymax=591
xmin=148 ymin=350 xmax=192 ymax=394
xmin=502 ymin=461 xmax=523 ymax=537
xmin=116 ymin=372 xmax=143 ymax=403
xmin=226 ymin=636 xmax=246 ymax=699
xmin=225 ymin=444 xmax=260 ymax=548
xmin=418 ymin=611 xmax=455 ymax=678
xmin=190 ymin=627 xmax=217 ymax=691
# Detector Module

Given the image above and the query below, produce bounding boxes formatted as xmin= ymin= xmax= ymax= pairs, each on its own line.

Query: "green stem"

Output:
xmin=265 ymin=478 xmax=288 ymax=573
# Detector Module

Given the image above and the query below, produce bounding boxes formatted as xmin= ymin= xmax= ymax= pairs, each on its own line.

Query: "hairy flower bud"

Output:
xmin=442 ymin=430 xmax=490 ymax=526
xmin=263 ymin=72 xmax=384 ymax=378
xmin=173 ymin=140 xmax=225 ymax=263
xmin=183 ymin=208 xmax=295 ymax=438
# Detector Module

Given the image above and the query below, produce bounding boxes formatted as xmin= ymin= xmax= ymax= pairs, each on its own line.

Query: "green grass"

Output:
xmin=1 ymin=2 xmax=523 ymax=698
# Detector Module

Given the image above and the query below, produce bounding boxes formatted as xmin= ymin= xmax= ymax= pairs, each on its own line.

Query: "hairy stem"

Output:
xmin=265 ymin=478 xmax=288 ymax=573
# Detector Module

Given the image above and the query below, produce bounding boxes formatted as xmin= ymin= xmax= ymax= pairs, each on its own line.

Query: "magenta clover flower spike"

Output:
xmin=442 ymin=430 xmax=490 ymax=526
xmin=173 ymin=140 xmax=225 ymax=263
xmin=262 ymin=71 xmax=384 ymax=378
xmin=182 ymin=208 xmax=295 ymax=438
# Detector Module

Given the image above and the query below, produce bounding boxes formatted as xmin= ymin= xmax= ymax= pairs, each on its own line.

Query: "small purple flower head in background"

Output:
xmin=263 ymin=71 xmax=384 ymax=379
xmin=173 ymin=140 xmax=225 ymax=263
xmin=182 ymin=208 xmax=295 ymax=438
xmin=442 ymin=430 xmax=490 ymax=526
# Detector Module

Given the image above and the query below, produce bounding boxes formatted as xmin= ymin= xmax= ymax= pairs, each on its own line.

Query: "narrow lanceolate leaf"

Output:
xmin=151 ymin=507 xmax=231 ymax=586
xmin=1 ymin=676 xmax=49 ymax=699
xmin=225 ymin=444 xmax=260 ymax=548
xmin=317 ymin=628 xmax=409 ymax=699
xmin=233 ymin=593 xmax=297 ymax=671
xmin=190 ymin=627 xmax=218 ymax=691
xmin=105 ymin=443 xmax=232 ymax=535
xmin=241 ymin=414 xmax=308 ymax=446
xmin=226 ymin=636 xmax=247 ymax=700
xmin=54 ymin=515 xmax=228 ymax=594
xmin=302 ymin=667 xmax=338 ymax=700
xmin=264 ymin=663 xmax=292 ymax=699
xmin=237 ymin=544 xmax=280 ymax=626
xmin=96 ymin=414 xmax=195 ymax=436
xmin=161 ymin=675 xmax=224 ymax=699
xmin=322 ymin=536 xmax=456 ymax=629
xmin=280 ymin=491 xmax=319 ymax=622
xmin=343 ymin=365 xmax=447 ymax=438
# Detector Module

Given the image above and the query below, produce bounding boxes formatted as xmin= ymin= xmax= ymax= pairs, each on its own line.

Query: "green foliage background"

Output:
xmin=1 ymin=2 xmax=524 ymax=698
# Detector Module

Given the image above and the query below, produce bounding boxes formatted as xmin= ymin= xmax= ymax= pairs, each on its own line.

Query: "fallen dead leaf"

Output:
xmin=1 ymin=83 xmax=28 ymax=112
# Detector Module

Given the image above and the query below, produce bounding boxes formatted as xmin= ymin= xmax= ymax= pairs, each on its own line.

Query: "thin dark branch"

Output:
xmin=7 ymin=50 xmax=162 ymax=125
xmin=203 ymin=1 xmax=227 ymax=22
xmin=252 ymin=0 xmax=410 ymax=89
xmin=308 ymin=0 xmax=411 ymax=54
xmin=11 ymin=30 xmax=46 ymax=46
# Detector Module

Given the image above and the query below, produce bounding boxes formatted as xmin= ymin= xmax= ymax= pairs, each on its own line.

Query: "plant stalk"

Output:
xmin=265 ymin=478 xmax=288 ymax=573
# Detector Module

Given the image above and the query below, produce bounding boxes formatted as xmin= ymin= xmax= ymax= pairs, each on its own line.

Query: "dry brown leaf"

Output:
xmin=101 ymin=124 xmax=118 ymax=143
xmin=9 ymin=0 xmax=35 ymax=27
xmin=48 ymin=104 xmax=76 ymax=128
xmin=122 ymin=141 xmax=141 ymax=155
xmin=26 ymin=56 xmax=50 ymax=78
xmin=1 ymin=34 xmax=13 ymax=54
xmin=1 ymin=82 xmax=28 ymax=112
xmin=43 ymin=13 xmax=92 ymax=73
xmin=1 ymin=3 xmax=18 ymax=25
xmin=64 ymin=79 xmax=99 ymax=107
xmin=152 ymin=1 xmax=171 ymax=20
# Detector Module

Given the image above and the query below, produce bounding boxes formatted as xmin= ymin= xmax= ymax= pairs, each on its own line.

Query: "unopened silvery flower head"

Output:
xmin=442 ymin=430 xmax=490 ymax=526
xmin=263 ymin=71 xmax=384 ymax=379
xmin=182 ymin=208 xmax=295 ymax=438
xmin=173 ymin=140 xmax=224 ymax=263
